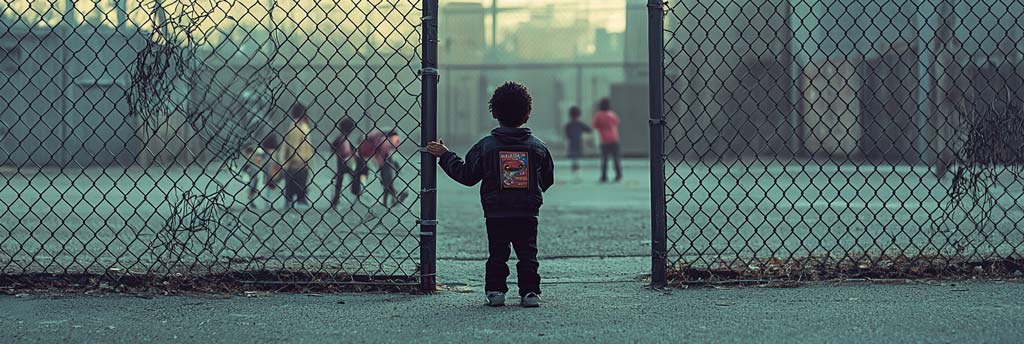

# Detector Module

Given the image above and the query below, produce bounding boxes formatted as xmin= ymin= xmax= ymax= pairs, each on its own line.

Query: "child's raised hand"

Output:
xmin=426 ymin=140 xmax=449 ymax=157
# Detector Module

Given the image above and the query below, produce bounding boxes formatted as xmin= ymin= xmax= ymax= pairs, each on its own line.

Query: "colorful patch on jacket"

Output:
xmin=499 ymin=151 xmax=529 ymax=189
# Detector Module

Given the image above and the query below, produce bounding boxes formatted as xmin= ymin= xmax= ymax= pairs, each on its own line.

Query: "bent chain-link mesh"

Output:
xmin=660 ymin=0 xmax=1024 ymax=282
xmin=1 ymin=0 xmax=426 ymax=289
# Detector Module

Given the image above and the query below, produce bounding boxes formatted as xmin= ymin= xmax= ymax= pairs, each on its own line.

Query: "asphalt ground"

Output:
xmin=2 ymin=158 xmax=1023 ymax=342
xmin=3 ymin=276 xmax=1022 ymax=343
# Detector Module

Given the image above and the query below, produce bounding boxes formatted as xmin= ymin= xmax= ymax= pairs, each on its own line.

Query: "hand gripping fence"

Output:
xmin=1 ymin=0 xmax=436 ymax=292
xmin=652 ymin=0 xmax=1024 ymax=284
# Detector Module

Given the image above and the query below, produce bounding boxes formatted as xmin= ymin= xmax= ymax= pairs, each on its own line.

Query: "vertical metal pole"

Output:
xmin=491 ymin=0 xmax=498 ymax=54
xmin=59 ymin=0 xmax=75 ymax=165
xmin=576 ymin=64 xmax=583 ymax=108
xmin=788 ymin=0 xmax=817 ymax=157
xmin=115 ymin=0 xmax=128 ymax=29
xmin=647 ymin=0 xmax=668 ymax=287
xmin=914 ymin=0 xmax=938 ymax=165
xmin=420 ymin=0 xmax=439 ymax=292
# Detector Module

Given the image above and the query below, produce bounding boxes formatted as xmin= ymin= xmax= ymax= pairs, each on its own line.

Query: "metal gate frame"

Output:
xmin=648 ymin=0 xmax=669 ymax=287
xmin=419 ymin=0 xmax=439 ymax=292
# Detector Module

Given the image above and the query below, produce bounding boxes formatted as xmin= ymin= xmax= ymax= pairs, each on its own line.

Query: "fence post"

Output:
xmin=647 ymin=0 xmax=668 ymax=287
xmin=420 ymin=0 xmax=440 ymax=292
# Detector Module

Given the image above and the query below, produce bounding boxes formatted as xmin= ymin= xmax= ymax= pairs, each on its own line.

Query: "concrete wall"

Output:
xmin=668 ymin=0 xmax=794 ymax=159
xmin=0 ymin=21 xmax=422 ymax=167
xmin=1 ymin=26 xmax=145 ymax=167
xmin=665 ymin=0 xmax=1024 ymax=162
xmin=0 ymin=28 xmax=68 ymax=166
xmin=610 ymin=82 xmax=649 ymax=156
xmin=799 ymin=58 xmax=862 ymax=157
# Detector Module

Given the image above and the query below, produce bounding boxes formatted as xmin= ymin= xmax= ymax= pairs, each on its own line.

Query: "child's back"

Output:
xmin=441 ymin=127 xmax=554 ymax=218
xmin=426 ymin=82 xmax=553 ymax=308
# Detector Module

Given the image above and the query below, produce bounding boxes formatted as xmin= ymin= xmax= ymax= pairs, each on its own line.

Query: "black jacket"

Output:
xmin=439 ymin=127 xmax=555 ymax=218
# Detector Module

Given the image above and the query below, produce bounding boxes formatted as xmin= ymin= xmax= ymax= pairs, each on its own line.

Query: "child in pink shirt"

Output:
xmin=591 ymin=98 xmax=622 ymax=182
xmin=358 ymin=129 xmax=409 ymax=208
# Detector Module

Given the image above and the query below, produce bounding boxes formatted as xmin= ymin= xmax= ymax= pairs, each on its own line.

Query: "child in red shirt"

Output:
xmin=358 ymin=129 xmax=409 ymax=208
xmin=591 ymin=98 xmax=622 ymax=182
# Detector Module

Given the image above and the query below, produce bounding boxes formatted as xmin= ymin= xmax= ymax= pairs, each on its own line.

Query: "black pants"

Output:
xmin=379 ymin=156 xmax=403 ymax=206
xmin=485 ymin=217 xmax=540 ymax=296
xmin=332 ymin=158 xmax=364 ymax=206
xmin=283 ymin=167 xmax=309 ymax=204
xmin=600 ymin=142 xmax=622 ymax=181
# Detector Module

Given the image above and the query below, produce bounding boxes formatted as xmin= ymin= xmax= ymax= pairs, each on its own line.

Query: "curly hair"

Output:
xmin=569 ymin=106 xmax=581 ymax=119
xmin=337 ymin=116 xmax=356 ymax=134
xmin=289 ymin=102 xmax=307 ymax=120
xmin=260 ymin=133 xmax=279 ymax=150
xmin=488 ymin=82 xmax=533 ymax=127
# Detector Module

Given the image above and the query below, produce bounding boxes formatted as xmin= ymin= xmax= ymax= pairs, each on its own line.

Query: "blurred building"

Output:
xmin=510 ymin=8 xmax=590 ymax=61
xmin=608 ymin=0 xmax=655 ymax=156
xmin=438 ymin=1 xmax=630 ymax=150
xmin=1 ymin=1 xmax=422 ymax=167
xmin=622 ymin=0 xmax=648 ymax=83
xmin=0 ymin=24 xmax=146 ymax=166
xmin=666 ymin=0 xmax=1024 ymax=163
xmin=593 ymin=28 xmax=624 ymax=61
xmin=439 ymin=2 xmax=488 ymax=145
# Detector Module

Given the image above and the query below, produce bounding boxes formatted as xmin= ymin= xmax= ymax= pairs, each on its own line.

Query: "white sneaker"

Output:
xmin=520 ymin=292 xmax=540 ymax=308
xmin=486 ymin=291 xmax=505 ymax=307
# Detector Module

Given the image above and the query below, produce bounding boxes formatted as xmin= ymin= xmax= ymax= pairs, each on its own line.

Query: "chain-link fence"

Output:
xmin=1 ymin=0 xmax=436 ymax=291
xmin=437 ymin=1 xmax=641 ymax=151
xmin=439 ymin=62 xmax=642 ymax=149
xmin=650 ymin=0 xmax=1024 ymax=284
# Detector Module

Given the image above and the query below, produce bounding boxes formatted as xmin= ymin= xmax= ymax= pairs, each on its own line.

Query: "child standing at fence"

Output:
xmin=276 ymin=103 xmax=315 ymax=210
xmin=564 ymin=106 xmax=592 ymax=182
xmin=426 ymin=82 xmax=555 ymax=307
xmin=358 ymin=128 xmax=409 ymax=208
xmin=330 ymin=116 xmax=361 ymax=209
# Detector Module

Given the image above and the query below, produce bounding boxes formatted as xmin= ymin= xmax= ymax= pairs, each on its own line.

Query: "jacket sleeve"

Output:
xmin=539 ymin=148 xmax=555 ymax=192
xmin=439 ymin=143 xmax=484 ymax=187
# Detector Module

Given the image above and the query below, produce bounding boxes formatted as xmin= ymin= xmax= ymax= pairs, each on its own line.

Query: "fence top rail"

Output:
xmin=442 ymin=62 xmax=646 ymax=70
